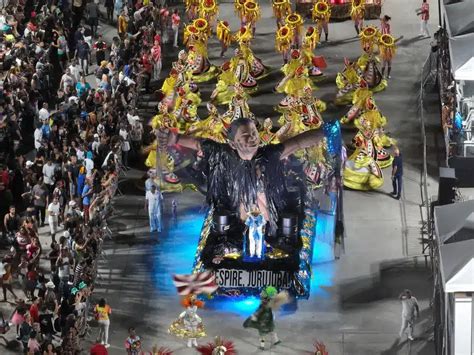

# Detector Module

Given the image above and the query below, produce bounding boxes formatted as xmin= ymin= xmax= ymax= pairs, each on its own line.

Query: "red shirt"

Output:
xmin=151 ymin=45 xmax=161 ymax=62
xmin=90 ymin=344 xmax=108 ymax=355
xmin=29 ymin=304 xmax=39 ymax=323
xmin=172 ymin=13 xmax=180 ymax=27
xmin=421 ymin=3 xmax=429 ymax=21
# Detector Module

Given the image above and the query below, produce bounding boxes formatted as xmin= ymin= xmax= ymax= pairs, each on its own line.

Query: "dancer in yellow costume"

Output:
xmin=222 ymin=85 xmax=255 ymax=122
xmin=160 ymin=50 xmax=190 ymax=107
xmin=312 ymin=0 xmax=331 ymax=42
xmin=285 ymin=12 xmax=304 ymax=48
xmin=335 ymin=58 xmax=361 ymax=105
xmin=185 ymin=0 xmax=200 ymax=21
xmin=357 ymin=26 xmax=387 ymax=92
xmin=210 ymin=61 xmax=238 ymax=106
xmin=379 ymin=33 xmax=397 ymax=79
xmin=276 ymin=100 xmax=309 ymax=142
xmin=235 ymin=25 xmax=267 ymax=80
xmin=304 ymin=139 xmax=331 ymax=189
xmin=184 ymin=19 xmax=218 ymax=83
xmin=275 ymin=24 xmax=293 ymax=63
xmin=350 ymin=0 xmax=365 ymax=36
xmin=216 ymin=20 xmax=232 ymax=58
xmin=301 ymin=26 xmax=327 ymax=78
xmin=186 ymin=103 xmax=229 ymax=143
xmin=298 ymin=87 xmax=325 ymax=130
xmin=340 ymin=78 xmax=372 ymax=124
xmin=241 ymin=0 xmax=260 ymax=35
xmin=199 ymin=0 xmax=219 ymax=26
xmin=259 ymin=118 xmax=280 ymax=145
xmin=174 ymin=82 xmax=202 ymax=132
xmin=145 ymin=103 xmax=180 ymax=184
xmin=272 ymin=0 xmax=291 ymax=28
xmin=343 ymin=113 xmax=385 ymax=191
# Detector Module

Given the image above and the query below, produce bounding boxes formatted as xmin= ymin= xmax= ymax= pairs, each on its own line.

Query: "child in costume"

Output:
xmin=169 ymin=295 xmax=205 ymax=348
xmin=243 ymin=286 xmax=290 ymax=350
xmin=125 ymin=327 xmax=142 ymax=355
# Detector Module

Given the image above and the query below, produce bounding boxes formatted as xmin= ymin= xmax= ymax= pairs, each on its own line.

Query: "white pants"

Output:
xmin=420 ymin=20 xmax=429 ymax=37
xmin=48 ymin=216 xmax=58 ymax=235
xmin=153 ymin=60 xmax=162 ymax=80
xmin=98 ymin=319 xmax=110 ymax=344
xmin=399 ymin=316 xmax=414 ymax=338
xmin=173 ymin=26 xmax=179 ymax=47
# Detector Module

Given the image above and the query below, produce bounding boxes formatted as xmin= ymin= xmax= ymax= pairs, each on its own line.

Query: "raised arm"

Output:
xmin=159 ymin=129 xmax=202 ymax=151
xmin=280 ymin=129 xmax=324 ymax=159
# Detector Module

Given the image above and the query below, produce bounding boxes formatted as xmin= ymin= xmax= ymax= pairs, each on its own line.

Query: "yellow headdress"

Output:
xmin=216 ymin=20 xmax=232 ymax=47
xmin=185 ymin=0 xmax=200 ymax=12
xmin=234 ymin=24 xmax=253 ymax=43
xmin=275 ymin=25 xmax=293 ymax=53
xmin=378 ymin=33 xmax=397 ymax=62
xmin=303 ymin=26 xmax=320 ymax=51
xmin=272 ymin=0 xmax=291 ymax=19
xmin=199 ymin=0 xmax=219 ymax=23
xmin=285 ymin=12 xmax=304 ymax=32
xmin=234 ymin=0 xmax=247 ymax=17
xmin=243 ymin=0 xmax=261 ymax=23
xmin=359 ymin=25 xmax=380 ymax=50
xmin=350 ymin=0 xmax=366 ymax=21
xmin=312 ymin=1 xmax=331 ymax=23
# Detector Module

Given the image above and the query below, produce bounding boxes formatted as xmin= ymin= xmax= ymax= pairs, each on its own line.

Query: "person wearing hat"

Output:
xmin=243 ymin=286 xmax=289 ymax=350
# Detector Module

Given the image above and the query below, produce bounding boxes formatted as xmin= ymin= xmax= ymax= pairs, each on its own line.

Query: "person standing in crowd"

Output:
xmin=171 ymin=9 xmax=181 ymax=48
xmin=399 ymin=289 xmax=420 ymax=341
xmin=94 ymin=298 xmax=112 ymax=348
xmin=82 ymin=178 xmax=93 ymax=224
xmin=3 ymin=205 xmax=20 ymax=239
xmin=93 ymin=35 xmax=108 ymax=67
xmin=418 ymin=0 xmax=430 ymax=38
xmin=75 ymin=39 xmax=91 ymax=76
xmin=43 ymin=158 xmax=56 ymax=195
xmin=105 ymin=0 xmax=115 ymax=24
xmin=47 ymin=196 xmax=61 ymax=242
xmin=86 ymin=0 xmax=100 ymax=38
xmin=32 ymin=177 xmax=48 ymax=227
xmin=151 ymin=36 xmax=162 ymax=80
xmin=118 ymin=9 xmax=129 ymax=40
xmin=391 ymin=147 xmax=403 ymax=200
xmin=145 ymin=185 xmax=163 ymax=234
xmin=34 ymin=123 xmax=43 ymax=155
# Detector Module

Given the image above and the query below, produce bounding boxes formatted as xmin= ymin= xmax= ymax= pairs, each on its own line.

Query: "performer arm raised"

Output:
xmin=280 ymin=128 xmax=325 ymax=159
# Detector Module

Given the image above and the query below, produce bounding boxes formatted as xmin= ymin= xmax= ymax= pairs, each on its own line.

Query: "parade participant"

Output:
xmin=171 ymin=9 xmax=181 ymax=48
xmin=244 ymin=206 xmax=265 ymax=259
xmin=145 ymin=185 xmax=163 ymax=234
xmin=175 ymin=83 xmax=202 ymax=130
xmin=272 ymin=0 xmax=291 ymax=29
xmin=221 ymin=85 xmax=255 ymax=122
xmin=340 ymin=78 xmax=372 ymax=124
xmin=335 ymin=58 xmax=361 ymax=105
xmin=229 ymin=47 xmax=258 ymax=91
xmin=380 ymin=14 xmax=391 ymax=35
xmin=312 ymin=0 xmax=331 ymax=42
xmin=285 ymin=12 xmax=304 ymax=49
xmin=379 ymin=33 xmax=397 ymax=79
xmin=186 ymin=103 xmax=229 ymax=143
xmin=243 ymin=286 xmax=289 ymax=350
xmin=301 ymin=26 xmax=327 ymax=77
xmin=259 ymin=118 xmax=279 ymax=145
xmin=210 ymin=62 xmax=238 ymax=105
xmin=125 ymin=327 xmax=142 ymax=355
xmin=343 ymin=113 xmax=386 ymax=190
xmin=199 ymin=0 xmax=219 ymax=27
xmin=241 ymin=0 xmax=261 ymax=36
xmin=233 ymin=24 xmax=267 ymax=82
xmin=216 ymin=20 xmax=232 ymax=58
xmin=185 ymin=0 xmax=200 ymax=21
xmin=356 ymin=26 xmax=386 ymax=92
xmin=351 ymin=0 xmax=365 ymax=36
xmin=169 ymin=294 xmax=206 ymax=348
xmin=184 ymin=19 xmax=218 ymax=82
xmin=275 ymin=24 xmax=293 ymax=64
xmin=159 ymin=117 xmax=325 ymax=232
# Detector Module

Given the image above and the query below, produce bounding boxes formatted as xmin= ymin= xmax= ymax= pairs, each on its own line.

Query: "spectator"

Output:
xmin=3 ymin=205 xmax=20 ymax=240
xmin=94 ymin=298 xmax=112 ymax=348
xmin=32 ymin=178 xmax=48 ymax=227
xmin=399 ymin=289 xmax=420 ymax=341
xmin=47 ymin=196 xmax=61 ymax=242
xmin=86 ymin=0 xmax=100 ymax=38
xmin=391 ymin=147 xmax=403 ymax=200
xmin=171 ymin=9 xmax=180 ymax=48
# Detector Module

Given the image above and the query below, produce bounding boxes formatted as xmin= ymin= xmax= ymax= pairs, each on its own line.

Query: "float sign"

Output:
xmin=214 ymin=269 xmax=291 ymax=289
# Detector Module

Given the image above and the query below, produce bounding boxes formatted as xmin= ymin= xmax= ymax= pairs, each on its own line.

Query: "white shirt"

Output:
xmin=39 ymin=108 xmax=49 ymax=121
xmin=48 ymin=202 xmax=60 ymax=220
xmin=401 ymin=296 xmax=418 ymax=318
xmin=69 ymin=64 xmax=83 ymax=82
xmin=145 ymin=190 xmax=162 ymax=211
xmin=84 ymin=158 xmax=94 ymax=177
xmin=76 ymin=148 xmax=85 ymax=161
xmin=43 ymin=164 xmax=56 ymax=185
xmin=34 ymin=128 xmax=43 ymax=149
xmin=92 ymin=140 xmax=100 ymax=154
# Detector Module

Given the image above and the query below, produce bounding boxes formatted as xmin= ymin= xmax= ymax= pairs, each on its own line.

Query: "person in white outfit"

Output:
xmin=47 ymin=197 xmax=61 ymax=242
xmin=399 ymin=289 xmax=420 ymax=340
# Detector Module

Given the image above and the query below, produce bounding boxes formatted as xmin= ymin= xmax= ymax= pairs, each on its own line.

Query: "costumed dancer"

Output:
xmin=275 ymin=24 xmax=293 ymax=64
xmin=186 ymin=103 xmax=229 ymax=143
xmin=211 ymin=61 xmax=238 ymax=105
xmin=303 ymin=138 xmax=331 ymax=190
xmin=299 ymin=86 xmax=325 ymax=129
xmin=272 ymin=0 xmax=291 ymax=29
xmin=170 ymin=272 xmax=218 ymax=348
xmin=196 ymin=337 xmax=236 ymax=355
xmin=343 ymin=113 xmax=385 ymax=190
xmin=340 ymin=78 xmax=372 ymax=124
xmin=301 ymin=26 xmax=327 ymax=78
xmin=199 ymin=0 xmax=219 ymax=28
xmin=276 ymin=99 xmax=310 ymax=143
xmin=216 ymin=20 xmax=232 ymax=58
xmin=236 ymin=24 xmax=267 ymax=80
xmin=184 ymin=18 xmax=218 ymax=83
xmin=145 ymin=102 xmax=180 ymax=184
xmin=241 ymin=0 xmax=261 ymax=36
xmin=222 ymin=84 xmax=255 ymax=122
xmin=357 ymin=26 xmax=386 ymax=92
xmin=160 ymin=50 xmax=190 ymax=107
xmin=175 ymin=82 xmax=202 ymax=131
xmin=379 ymin=33 xmax=397 ymax=79
xmin=350 ymin=0 xmax=366 ymax=36
xmin=312 ymin=0 xmax=331 ymax=42
xmin=335 ymin=58 xmax=361 ymax=105
xmin=259 ymin=118 xmax=279 ymax=145
xmin=285 ymin=12 xmax=304 ymax=49
xmin=313 ymin=341 xmax=329 ymax=355
xmin=243 ymin=286 xmax=290 ymax=350
xmin=244 ymin=206 xmax=265 ymax=260
xmin=185 ymin=0 xmax=200 ymax=21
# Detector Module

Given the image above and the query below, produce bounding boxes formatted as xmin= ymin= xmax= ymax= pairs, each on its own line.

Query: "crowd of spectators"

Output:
xmin=0 ymin=0 xmax=178 ymax=353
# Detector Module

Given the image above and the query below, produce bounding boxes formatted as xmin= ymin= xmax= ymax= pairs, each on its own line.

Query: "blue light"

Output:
xmin=206 ymin=296 xmax=260 ymax=316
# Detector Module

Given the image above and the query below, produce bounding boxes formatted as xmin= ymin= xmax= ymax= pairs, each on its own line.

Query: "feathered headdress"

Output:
xmin=285 ymin=12 xmax=304 ymax=31
xmin=303 ymin=26 xmax=320 ymax=51
xmin=350 ymin=0 xmax=366 ymax=21
xmin=234 ymin=24 xmax=253 ymax=43
xmin=196 ymin=337 xmax=237 ymax=355
xmin=272 ymin=0 xmax=291 ymax=19
xmin=275 ymin=25 xmax=293 ymax=53
xmin=378 ymin=33 xmax=397 ymax=61
xmin=216 ymin=20 xmax=232 ymax=47
xmin=313 ymin=341 xmax=329 ymax=355
xmin=199 ymin=0 xmax=219 ymax=23
xmin=243 ymin=0 xmax=261 ymax=23
xmin=312 ymin=1 xmax=331 ymax=23
xmin=358 ymin=25 xmax=380 ymax=50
